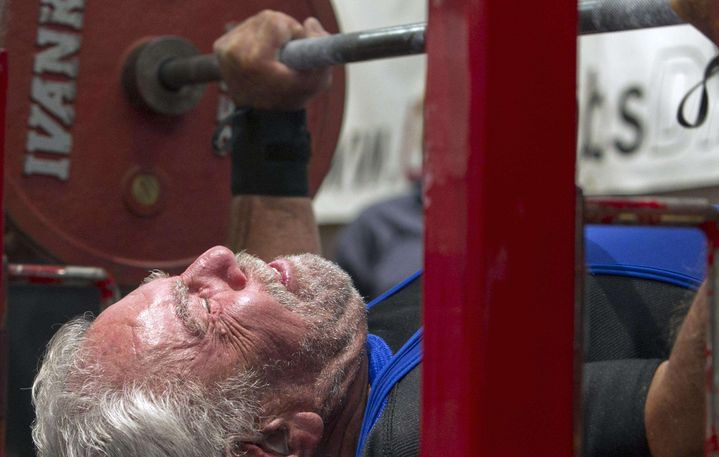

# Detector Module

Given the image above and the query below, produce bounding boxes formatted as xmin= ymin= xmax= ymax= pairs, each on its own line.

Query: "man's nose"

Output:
xmin=182 ymin=246 xmax=247 ymax=291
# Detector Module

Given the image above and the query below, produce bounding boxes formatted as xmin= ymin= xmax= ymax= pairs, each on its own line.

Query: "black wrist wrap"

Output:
xmin=229 ymin=108 xmax=311 ymax=196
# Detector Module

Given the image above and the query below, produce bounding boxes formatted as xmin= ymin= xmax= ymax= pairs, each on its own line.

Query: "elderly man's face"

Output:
xmin=84 ymin=246 xmax=353 ymax=383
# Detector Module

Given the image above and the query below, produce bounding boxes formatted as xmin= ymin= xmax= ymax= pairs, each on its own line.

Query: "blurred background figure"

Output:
xmin=334 ymin=97 xmax=424 ymax=300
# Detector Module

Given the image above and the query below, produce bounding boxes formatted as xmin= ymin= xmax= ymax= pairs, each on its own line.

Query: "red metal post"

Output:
xmin=422 ymin=2 xmax=577 ymax=455
xmin=0 ymin=49 xmax=8 ymax=457
xmin=7 ymin=264 xmax=121 ymax=309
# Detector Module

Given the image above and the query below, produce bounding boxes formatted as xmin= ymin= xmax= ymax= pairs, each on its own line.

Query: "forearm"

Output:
xmin=223 ymin=108 xmax=318 ymax=260
xmin=214 ymin=12 xmax=331 ymax=261
xmin=227 ymin=195 xmax=321 ymax=261
xmin=644 ymin=3 xmax=718 ymax=453
xmin=645 ymin=284 xmax=707 ymax=457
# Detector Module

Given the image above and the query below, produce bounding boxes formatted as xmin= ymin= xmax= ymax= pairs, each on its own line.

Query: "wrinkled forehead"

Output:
xmin=95 ymin=275 xmax=178 ymax=324
xmin=82 ymin=278 xmax=187 ymax=379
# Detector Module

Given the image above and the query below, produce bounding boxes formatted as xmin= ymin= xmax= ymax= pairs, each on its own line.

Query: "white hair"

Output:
xmin=32 ymin=252 xmax=368 ymax=456
xmin=31 ymin=316 xmax=263 ymax=457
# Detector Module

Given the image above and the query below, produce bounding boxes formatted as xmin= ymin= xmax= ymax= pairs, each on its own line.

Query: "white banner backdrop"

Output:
xmin=577 ymin=26 xmax=719 ymax=195
xmin=313 ymin=0 xmax=427 ymax=224
xmin=314 ymin=8 xmax=719 ymax=222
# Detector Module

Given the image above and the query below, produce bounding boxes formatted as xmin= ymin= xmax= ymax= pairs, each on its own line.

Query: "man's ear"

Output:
xmin=227 ymin=412 xmax=324 ymax=457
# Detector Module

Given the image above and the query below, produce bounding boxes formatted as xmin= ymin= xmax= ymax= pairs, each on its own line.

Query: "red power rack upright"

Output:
xmin=422 ymin=1 xmax=578 ymax=455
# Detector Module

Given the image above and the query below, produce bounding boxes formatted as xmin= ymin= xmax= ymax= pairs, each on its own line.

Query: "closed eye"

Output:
xmin=203 ymin=298 xmax=211 ymax=313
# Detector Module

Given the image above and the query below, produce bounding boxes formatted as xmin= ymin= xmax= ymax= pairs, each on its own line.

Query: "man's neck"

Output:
xmin=317 ymin=354 xmax=369 ymax=456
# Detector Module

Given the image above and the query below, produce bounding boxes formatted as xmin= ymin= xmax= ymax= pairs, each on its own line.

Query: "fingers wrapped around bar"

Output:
xmin=213 ymin=10 xmax=333 ymax=110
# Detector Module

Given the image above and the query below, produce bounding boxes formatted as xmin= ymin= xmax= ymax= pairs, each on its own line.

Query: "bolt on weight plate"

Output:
xmin=122 ymin=168 xmax=167 ymax=218
xmin=4 ymin=0 xmax=345 ymax=286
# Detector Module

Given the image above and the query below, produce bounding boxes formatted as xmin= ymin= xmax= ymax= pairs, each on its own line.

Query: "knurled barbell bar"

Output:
xmin=125 ymin=0 xmax=689 ymax=116
xmin=123 ymin=22 xmax=427 ymax=115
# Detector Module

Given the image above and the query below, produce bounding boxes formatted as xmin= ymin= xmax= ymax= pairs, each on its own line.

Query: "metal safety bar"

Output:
xmin=584 ymin=197 xmax=719 ymax=226
xmin=7 ymin=264 xmax=122 ymax=310
xmin=584 ymin=197 xmax=719 ymax=455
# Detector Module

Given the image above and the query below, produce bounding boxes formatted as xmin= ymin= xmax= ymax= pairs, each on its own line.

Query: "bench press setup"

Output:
xmin=0 ymin=0 xmax=718 ymax=455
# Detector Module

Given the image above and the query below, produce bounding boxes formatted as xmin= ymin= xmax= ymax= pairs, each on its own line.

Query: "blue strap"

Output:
xmin=355 ymin=328 xmax=423 ymax=457
xmin=588 ymin=264 xmax=703 ymax=290
xmin=366 ymin=334 xmax=393 ymax=386
xmin=367 ymin=269 xmax=423 ymax=310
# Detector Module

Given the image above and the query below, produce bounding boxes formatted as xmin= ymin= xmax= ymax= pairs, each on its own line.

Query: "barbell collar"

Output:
xmin=122 ymin=36 xmax=208 ymax=116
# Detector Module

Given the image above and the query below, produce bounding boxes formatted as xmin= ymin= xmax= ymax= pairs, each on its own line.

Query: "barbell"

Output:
xmin=3 ymin=0 xmax=701 ymax=285
xmin=123 ymin=22 xmax=427 ymax=116
xmin=126 ymin=0 xmax=688 ymax=116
